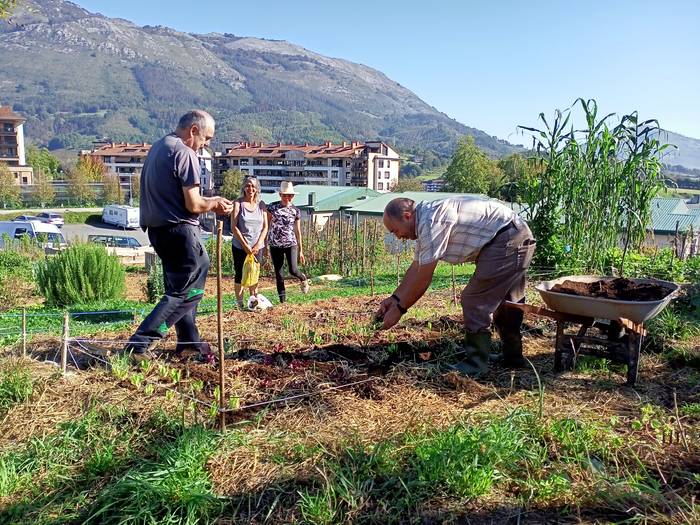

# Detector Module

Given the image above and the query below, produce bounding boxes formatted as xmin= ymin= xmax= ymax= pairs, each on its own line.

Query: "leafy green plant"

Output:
xmin=109 ymin=354 xmax=130 ymax=381
xmin=36 ymin=243 xmax=125 ymax=307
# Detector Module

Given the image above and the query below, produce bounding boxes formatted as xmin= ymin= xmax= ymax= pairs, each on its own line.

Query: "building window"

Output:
xmin=22 ymin=176 xmax=28 ymax=184
xmin=387 ymin=160 xmax=391 ymax=167
xmin=378 ymin=160 xmax=384 ymax=168
xmin=240 ymin=159 xmax=249 ymax=166
xmin=331 ymin=170 xmax=339 ymax=178
xmin=378 ymin=182 xmax=384 ymax=190
xmin=385 ymin=171 xmax=390 ymax=179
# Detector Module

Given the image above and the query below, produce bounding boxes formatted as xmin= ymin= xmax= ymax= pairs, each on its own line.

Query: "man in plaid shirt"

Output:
xmin=376 ymin=196 xmax=536 ymax=376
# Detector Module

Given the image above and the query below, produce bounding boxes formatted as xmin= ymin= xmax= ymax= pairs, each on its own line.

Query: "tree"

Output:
xmin=65 ymin=165 xmax=95 ymax=205
xmin=391 ymin=178 xmax=424 ymax=192
xmin=32 ymin=169 xmax=55 ymax=207
xmin=443 ymin=136 xmax=503 ymax=196
xmin=220 ymin=169 xmax=244 ymax=200
xmin=400 ymin=163 xmax=422 ymax=178
xmin=74 ymin=155 xmax=106 ymax=182
xmin=0 ymin=164 xmax=20 ymax=208
xmin=496 ymin=153 xmax=543 ymax=202
xmin=26 ymin=146 xmax=62 ymax=179
xmin=102 ymin=173 xmax=122 ymax=204
xmin=131 ymin=174 xmax=141 ymax=203
xmin=0 ymin=0 xmax=18 ymax=20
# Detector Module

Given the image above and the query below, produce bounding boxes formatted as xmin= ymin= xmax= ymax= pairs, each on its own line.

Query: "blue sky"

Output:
xmin=76 ymin=0 xmax=700 ymax=144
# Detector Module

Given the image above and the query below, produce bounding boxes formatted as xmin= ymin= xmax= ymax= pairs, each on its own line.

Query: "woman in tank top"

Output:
xmin=231 ymin=176 xmax=268 ymax=308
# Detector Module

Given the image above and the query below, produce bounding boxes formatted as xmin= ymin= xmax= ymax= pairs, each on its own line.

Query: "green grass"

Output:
xmin=0 ymin=360 xmax=33 ymax=415
xmin=0 ymin=406 xmax=224 ymax=525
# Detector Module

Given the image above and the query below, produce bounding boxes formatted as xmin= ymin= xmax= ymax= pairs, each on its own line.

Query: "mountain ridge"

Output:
xmin=0 ymin=0 xmax=520 ymax=159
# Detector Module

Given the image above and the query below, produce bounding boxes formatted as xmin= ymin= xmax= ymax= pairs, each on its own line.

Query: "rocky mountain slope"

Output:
xmin=0 ymin=0 xmax=519 ymax=158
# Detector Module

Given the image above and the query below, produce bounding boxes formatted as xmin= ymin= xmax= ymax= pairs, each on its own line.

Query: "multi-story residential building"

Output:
xmin=80 ymin=142 xmax=214 ymax=199
xmin=214 ymin=141 xmax=400 ymax=193
xmin=0 ymin=105 xmax=33 ymax=185
xmin=422 ymin=178 xmax=446 ymax=192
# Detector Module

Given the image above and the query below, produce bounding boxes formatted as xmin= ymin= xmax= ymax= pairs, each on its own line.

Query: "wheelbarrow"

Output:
xmin=506 ymin=275 xmax=679 ymax=385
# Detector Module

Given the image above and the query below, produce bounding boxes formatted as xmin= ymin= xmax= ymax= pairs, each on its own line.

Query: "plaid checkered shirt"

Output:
xmin=414 ymin=196 xmax=520 ymax=266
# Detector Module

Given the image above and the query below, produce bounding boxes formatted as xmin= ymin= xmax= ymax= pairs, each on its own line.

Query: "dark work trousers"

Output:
xmin=269 ymin=245 xmax=306 ymax=302
xmin=126 ymin=223 xmax=209 ymax=353
xmin=461 ymin=219 xmax=536 ymax=334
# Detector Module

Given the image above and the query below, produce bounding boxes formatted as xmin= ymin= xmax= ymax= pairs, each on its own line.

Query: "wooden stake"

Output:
xmin=61 ymin=311 xmax=69 ymax=375
xmin=362 ymin=218 xmax=367 ymax=274
xmin=21 ymin=308 xmax=27 ymax=358
xmin=451 ymin=266 xmax=457 ymax=305
xmin=338 ymin=216 xmax=344 ymax=275
xmin=396 ymin=252 xmax=401 ymax=286
xmin=216 ymin=220 xmax=226 ymax=432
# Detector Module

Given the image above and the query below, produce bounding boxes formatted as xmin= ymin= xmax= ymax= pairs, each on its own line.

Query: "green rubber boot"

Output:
xmin=494 ymin=305 xmax=528 ymax=369
xmin=449 ymin=331 xmax=492 ymax=377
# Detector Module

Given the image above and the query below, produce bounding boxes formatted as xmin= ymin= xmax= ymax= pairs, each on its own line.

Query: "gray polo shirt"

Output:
xmin=139 ymin=133 xmax=200 ymax=229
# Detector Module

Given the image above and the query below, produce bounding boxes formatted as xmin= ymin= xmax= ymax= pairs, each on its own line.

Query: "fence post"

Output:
xmin=396 ymin=252 xmax=401 ymax=286
xmin=451 ymin=266 xmax=457 ymax=305
xmin=216 ymin=220 xmax=226 ymax=432
xmin=21 ymin=308 xmax=27 ymax=358
xmin=362 ymin=219 xmax=367 ymax=274
xmin=61 ymin=311 xmax=69 ymax=375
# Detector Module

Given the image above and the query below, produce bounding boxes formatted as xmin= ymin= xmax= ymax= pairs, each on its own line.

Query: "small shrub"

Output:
xmin=204 ymin=237 xmax=233 ymax=276
xmin=36 ymin=243 xmax=125 ymax=307
xmin=145 ymin=258 xmax=165 ymax=303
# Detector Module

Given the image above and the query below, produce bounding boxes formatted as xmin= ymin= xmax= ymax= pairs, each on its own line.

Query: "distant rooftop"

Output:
xmin=0 ymin=106 xmax=25 ymax=122
xmin=222 ymin=141 xmax=385 ymax=159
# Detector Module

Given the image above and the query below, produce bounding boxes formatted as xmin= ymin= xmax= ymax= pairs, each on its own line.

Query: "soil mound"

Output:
xmin=550 ymin=277 xmax=670 ymax=301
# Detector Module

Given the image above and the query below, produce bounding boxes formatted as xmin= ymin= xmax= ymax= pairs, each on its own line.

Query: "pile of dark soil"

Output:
xmin=551 ymin=277 xmax=671 ymax=301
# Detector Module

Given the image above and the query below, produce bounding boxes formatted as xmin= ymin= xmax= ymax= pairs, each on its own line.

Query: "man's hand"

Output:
xmin=251 ymin=242 xmax=262 ymax=255
xmin=379 ymin=302 xmax=403 ymax=330
xmin=213 ymin=197 xmax=233 ymax=215
xmin=375 ymin=296 xmax=403 ymax=330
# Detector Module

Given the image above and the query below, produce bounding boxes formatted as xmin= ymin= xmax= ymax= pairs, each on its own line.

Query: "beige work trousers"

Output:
xmin=461 ymin=220 xmax=536 ymax=333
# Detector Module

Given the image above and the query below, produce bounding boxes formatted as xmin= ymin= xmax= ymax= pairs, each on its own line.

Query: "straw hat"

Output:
xmin=278 ymin=181 xmax=298 ymax=195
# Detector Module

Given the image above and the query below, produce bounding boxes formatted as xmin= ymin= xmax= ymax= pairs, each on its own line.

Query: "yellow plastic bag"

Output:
xmin=241 ymin=253 xmax=260 ymax=287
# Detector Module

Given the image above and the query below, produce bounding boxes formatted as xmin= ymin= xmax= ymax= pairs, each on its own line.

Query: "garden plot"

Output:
xmin=1 ymin=288 xmax=699 ymax=524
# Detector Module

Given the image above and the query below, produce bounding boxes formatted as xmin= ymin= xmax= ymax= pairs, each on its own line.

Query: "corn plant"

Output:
xmin=519 ymin=98 xmax=673 ymax=274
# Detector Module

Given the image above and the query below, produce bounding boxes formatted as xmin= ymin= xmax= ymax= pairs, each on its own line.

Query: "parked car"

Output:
xmin=87 ymin=234 xmax=143 ymax=249
xmin=13 ymin=215 xmax=40 ymax=221
xmin=36 ymin=212 xmax=65 ymax=228
xmin=102 ymin=205 xmax=139 ymax=229
xmin=0 ymin=220 xmax=67 ymax=248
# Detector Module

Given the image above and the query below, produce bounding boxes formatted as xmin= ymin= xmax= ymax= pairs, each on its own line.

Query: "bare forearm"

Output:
xmin=393 ymin=261 xmax=435 ymax=309
xmin=187 ymin=196 xmax=218 ymax=214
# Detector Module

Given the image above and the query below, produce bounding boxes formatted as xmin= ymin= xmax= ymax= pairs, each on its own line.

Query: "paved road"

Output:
xmin=62 ymin=223 xmax=150 ymax=245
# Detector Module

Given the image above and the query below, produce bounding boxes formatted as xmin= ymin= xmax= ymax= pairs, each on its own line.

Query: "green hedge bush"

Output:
xmin=36 ymin=244 xmax=125 ymax=307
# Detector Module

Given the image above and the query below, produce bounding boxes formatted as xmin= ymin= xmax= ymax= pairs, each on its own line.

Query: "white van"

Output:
xmin=0 ymin=220 xmax=67 ymax=248
xmin=102 ymin=205 xmax=140 ymax=229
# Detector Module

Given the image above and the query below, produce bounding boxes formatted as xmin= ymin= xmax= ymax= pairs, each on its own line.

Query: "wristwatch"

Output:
xmin=390 ymin=294 xmax=408 ymax=315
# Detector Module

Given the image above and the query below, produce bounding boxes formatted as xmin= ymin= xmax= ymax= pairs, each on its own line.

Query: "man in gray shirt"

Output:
xmin=125 ymin=110 xmax=233 ymax=361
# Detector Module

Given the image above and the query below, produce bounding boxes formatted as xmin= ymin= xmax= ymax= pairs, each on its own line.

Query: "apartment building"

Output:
xmin=0 ymin=105 xmax=33 ymax=185
xmin=81 ymin=142 xmax=214 ymax=195
xmin=214 ymin=140 xmax=400 ymax=193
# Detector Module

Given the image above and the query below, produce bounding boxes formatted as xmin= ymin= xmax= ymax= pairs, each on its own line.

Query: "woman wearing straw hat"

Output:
xmin=266 ymin=181 xmax=310 ymax=303
xmin=231 ymin=176 xmax=268 ymax=309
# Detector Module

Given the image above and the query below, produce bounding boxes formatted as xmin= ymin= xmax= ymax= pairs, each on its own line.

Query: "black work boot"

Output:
xmin=449 ymin=331 xmax=492 ymax=377
xmin=494 ymin=304 xmax=528 ymax=369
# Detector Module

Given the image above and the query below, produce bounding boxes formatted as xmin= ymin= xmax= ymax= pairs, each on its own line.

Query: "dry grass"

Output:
xmin=1 ymin=286 xmax=699 ymax=523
